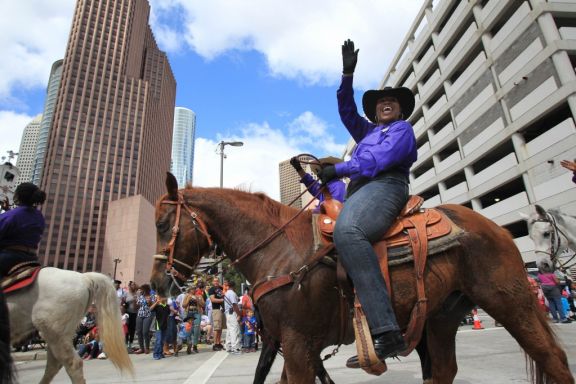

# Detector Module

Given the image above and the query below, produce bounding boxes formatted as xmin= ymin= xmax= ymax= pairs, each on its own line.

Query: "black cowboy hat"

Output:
xmin=362 ymin=86 xmax=415 ymax=123
xmin=310 ymin=156 xmax=343 ymax=174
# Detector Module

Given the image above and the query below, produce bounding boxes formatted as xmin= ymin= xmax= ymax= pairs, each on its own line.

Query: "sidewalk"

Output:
xmin=12 ymin=347 xmax=47 ymax=362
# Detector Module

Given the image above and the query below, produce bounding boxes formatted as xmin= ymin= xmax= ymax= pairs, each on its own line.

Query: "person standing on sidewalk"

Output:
xmin=208 ymin=277 xmax=225 ymax=351
xmin=538 ymin=264 xmax=572 ymax=323
xmin=223 ymin=281 xmax=242 ymax=354
xmin=134 ymin=284 xmax=155 ymax=354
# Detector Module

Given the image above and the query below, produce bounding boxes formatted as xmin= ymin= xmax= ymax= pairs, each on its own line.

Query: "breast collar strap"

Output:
xmin=160 ymin=193 xmax=213 ymax=279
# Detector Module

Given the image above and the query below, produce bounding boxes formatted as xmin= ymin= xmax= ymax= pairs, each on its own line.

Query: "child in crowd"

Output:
xmin=242 ymin=309 xmax=257 ymax=352
xmin=150 ymin=296 xmax=171 ymax=360
xmin=121 ymin=305 xmax=129 ymax=338
xmin=77 ymin=327 xmax=99 ymax=360
xmin=200 ymin=314 xmax=212 ymax=344
xmin=175 ymin=318 xmax=193 ymax=357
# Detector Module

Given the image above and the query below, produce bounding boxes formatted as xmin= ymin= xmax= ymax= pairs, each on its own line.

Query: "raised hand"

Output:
xmin=560 ymin=160 xmax=576 ymax=172
xmin=342 ymin=39 xmax=359 ymax=75
xmin=289 ymin=156 xmax=303 ymax=172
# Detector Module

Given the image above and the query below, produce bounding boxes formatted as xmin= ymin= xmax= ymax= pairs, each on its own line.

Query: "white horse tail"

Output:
xmin=84 ymin=273 xmax=134 ymax=377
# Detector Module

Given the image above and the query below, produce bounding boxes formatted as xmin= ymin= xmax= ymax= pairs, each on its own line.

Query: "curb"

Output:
xmin=13 ymin=351 xmax=47 ymax=362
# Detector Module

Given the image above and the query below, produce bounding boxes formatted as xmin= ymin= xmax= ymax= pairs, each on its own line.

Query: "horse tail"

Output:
xmin=84 ymin=273 xmax=134 ymax=377
xmin=0 ymin=291 xmax=15 ymax=383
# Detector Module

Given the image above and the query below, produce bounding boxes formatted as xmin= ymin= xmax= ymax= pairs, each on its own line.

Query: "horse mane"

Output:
xmin=185 ymin=187 xmax=313 ymax=256
xmin=548 ymin=209 xmax=576 ymax=226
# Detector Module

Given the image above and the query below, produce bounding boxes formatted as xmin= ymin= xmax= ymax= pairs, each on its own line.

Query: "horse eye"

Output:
xmin=156 ymin=221 xmax=170 ymax=233
xmin=543 ymin=232 xmax=550 ymax=238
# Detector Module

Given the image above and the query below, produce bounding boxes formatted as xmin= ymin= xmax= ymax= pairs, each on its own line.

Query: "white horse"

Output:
xmin=522 ymin=204 xmax=576 ymax=269
xmin=7 ymin=267 xmax=133 ymax=383
xmin=1 ymin=290 xmax=14 ymax=384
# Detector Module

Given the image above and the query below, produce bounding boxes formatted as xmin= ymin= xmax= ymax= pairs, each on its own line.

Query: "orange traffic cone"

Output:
xmin=472 ymin=309 xmax=484 ymax=330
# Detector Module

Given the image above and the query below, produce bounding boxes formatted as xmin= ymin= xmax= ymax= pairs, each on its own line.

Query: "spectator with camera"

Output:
xmin=223 ymin=281 xmax=242 ymax=354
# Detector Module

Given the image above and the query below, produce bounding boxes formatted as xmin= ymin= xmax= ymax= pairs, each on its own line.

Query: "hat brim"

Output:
xmin=310 ymin=156 xmax=343 ymax=174
xmin=362 ymin=87 xmax=415 ymax=123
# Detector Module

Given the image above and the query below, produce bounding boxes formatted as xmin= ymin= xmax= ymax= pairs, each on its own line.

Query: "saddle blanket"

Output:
xmin=2 ymin=265 xmax=41 ymax=294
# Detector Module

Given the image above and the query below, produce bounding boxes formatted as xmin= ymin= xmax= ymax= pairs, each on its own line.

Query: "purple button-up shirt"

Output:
xmin=301 ymin=173 xmax=346 ymax=212
xmin=0 ymin=206 xmax=45 ymax=249
xmin=334 ymin=75 xmax=417 ymax=181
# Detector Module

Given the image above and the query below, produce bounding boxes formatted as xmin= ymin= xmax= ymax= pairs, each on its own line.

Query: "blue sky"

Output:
xmin=0 ymin=0 xmax=424 ymax=199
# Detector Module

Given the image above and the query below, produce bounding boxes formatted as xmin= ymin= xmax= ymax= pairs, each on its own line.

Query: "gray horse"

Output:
xmin=521 ymin=204 xmax=576 ymax=269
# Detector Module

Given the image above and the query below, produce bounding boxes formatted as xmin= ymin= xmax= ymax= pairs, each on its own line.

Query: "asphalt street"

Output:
xmin=12 ymin=313 xmax=576 ymax=383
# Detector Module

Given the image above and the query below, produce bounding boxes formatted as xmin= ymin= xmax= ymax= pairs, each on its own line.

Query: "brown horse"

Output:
xmin=150 ymin=173 xmax=573 ymax=384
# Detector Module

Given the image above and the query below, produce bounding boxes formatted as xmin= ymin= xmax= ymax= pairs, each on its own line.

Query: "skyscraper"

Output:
xmin=39 ymin=0 xmax=176 ymax=271
xmin=15 ymin=114 xmax=42 ymax=184
xmin=171 ymin=107 xmax=196 ymax=187
xmin=32 ymin=59 xmax=64 ymax=187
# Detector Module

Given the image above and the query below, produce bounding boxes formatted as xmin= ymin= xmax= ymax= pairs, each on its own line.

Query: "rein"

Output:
xmin=229 ymin=181 xmax=324 ymax=267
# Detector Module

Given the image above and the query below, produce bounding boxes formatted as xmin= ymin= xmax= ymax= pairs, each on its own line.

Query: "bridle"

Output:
xmin=532 ymin=211 xmax=574 ymax=269
xmin=154 ymin=193 xmax=213 ymax=292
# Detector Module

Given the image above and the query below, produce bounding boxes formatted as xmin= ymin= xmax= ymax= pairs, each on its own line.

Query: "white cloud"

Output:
xmin=0 ymin=1 xmax=74 ymax=102
xmin=193 ymin=112 xmax=346 ymax=200
xmin=0 ymin=1 xmax=423 ymax=104
xmin=0 ymin=111 xmax=36 ymax=162
xmin=150 ymin=0 xmax=423 ymax=90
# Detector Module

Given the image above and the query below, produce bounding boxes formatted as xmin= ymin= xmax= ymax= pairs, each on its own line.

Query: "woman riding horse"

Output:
xmin=0 ymin=182 xmax=46 ymax=278
xmin=317 ymin=39 xmax=417 ymax=365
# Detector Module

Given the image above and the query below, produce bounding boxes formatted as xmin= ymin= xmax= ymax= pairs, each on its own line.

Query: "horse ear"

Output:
xmin=535 ymin=204 xmax=547 ymax=217
xmin=166 ymin=172 xmax=179 ymax=201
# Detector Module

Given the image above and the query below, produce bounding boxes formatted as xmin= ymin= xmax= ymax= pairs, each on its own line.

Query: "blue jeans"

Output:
xmin=186 ymin=312 xmax=201 ymax=345
xmin=136 ymin=316 xmax=154 ymax=350
xmin=243 ymin=333 xmax=255 ymax=349
xmin=153 ymin=329 xmax=166 ymax=358
xmin=542 ymin=285 xmax=567 ymax=321
xmin=334 ymin=173 xmax=409 ymax=335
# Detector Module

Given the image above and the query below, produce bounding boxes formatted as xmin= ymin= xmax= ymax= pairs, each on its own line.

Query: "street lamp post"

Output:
xmin=112 ymin=258 xmax=122 ymax=280
xmin=217 ymin=141 xmax=243 ymax=283
xmin=218 ymin=141 xmax=244 ymax=188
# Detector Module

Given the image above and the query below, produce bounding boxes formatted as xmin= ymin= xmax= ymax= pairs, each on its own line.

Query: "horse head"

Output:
xmin=150 ymin=172 xmax=213 ymax=297
xmin=521 ymin=204 xmax=562 ymax=269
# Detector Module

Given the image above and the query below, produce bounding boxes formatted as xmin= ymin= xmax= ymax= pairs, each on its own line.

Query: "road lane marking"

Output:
xmin=182 ymin=351 xmax=228 ymax=384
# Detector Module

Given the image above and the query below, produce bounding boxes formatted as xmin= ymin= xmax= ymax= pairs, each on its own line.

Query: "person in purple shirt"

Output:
xmin=289 ymin=156 xmax=346 ymax=212
xmin=560 ymin=159 xmax=576 ymax=184
xmin=0 ymin=182 xmax=46 ymax=278
xmin=318 ymin=39 xmax=417 ymax=367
